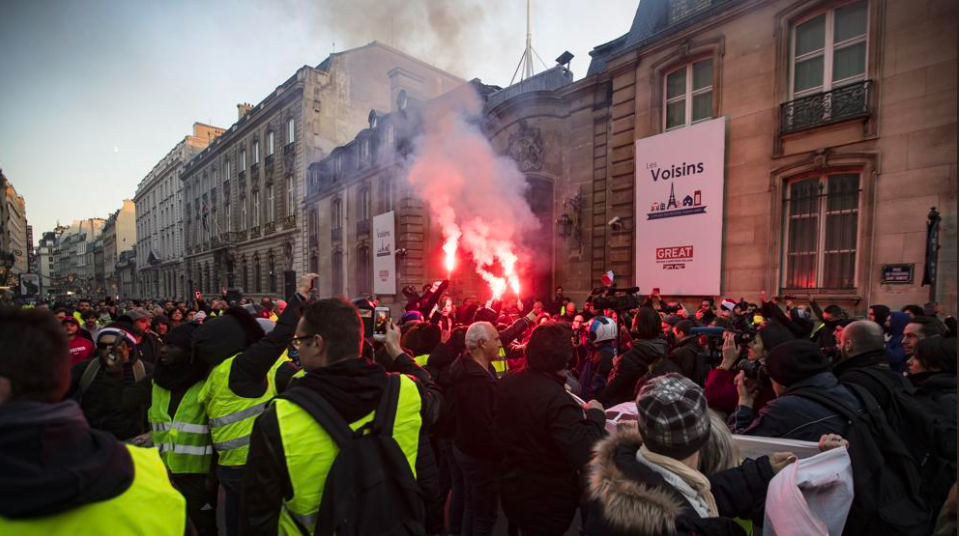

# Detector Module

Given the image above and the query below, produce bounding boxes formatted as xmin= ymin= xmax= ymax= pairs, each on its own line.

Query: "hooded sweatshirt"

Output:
xmin=885 ymin=312 xmax=911 ymax=373
xmin=0 ymin=400 xmax=134 ymax=519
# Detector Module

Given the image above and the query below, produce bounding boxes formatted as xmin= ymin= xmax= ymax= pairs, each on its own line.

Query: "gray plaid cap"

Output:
xmin=636 ymin=373 xmax=711 ymax=459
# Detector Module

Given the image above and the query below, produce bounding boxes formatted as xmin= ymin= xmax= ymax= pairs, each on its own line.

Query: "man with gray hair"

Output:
xmin=447 ymin=321 xmax=505 ymax=536
xmin=834 ymin=320 xmax=912 ymax=409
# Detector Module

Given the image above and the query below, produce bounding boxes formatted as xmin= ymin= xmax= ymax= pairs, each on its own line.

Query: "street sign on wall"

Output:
xmin=634 ymin=117 xmax=726 ymax=296
xmin=373 ymin=211 xmax=397 ymax=295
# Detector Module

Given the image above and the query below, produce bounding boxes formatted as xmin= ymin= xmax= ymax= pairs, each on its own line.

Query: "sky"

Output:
xmin=0 ymin=0 xmax=639 ymax=244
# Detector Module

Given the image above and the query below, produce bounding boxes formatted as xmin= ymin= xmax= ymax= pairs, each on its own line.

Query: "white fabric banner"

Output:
xmin=373 ymin=211 xmax=397 ymax=295
xmin=634 ymin=117 xmax=726 ymax=295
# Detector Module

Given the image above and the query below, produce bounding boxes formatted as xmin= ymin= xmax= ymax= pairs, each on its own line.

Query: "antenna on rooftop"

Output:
xmin=509 ymin=0 xmax=550 ymax=85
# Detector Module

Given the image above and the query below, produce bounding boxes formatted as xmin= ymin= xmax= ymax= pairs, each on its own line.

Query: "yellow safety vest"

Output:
xmin=0 ymin=445 xmax=186 ymax=535
xmin=492 ymin=347 xmax=509 ymax=377
xmin=149 ymin=381 xmax=213 ymax=474
xmin=199 ymin=352 xmax=290 ymax=466
xmin=274 ymin=374 xmax=423 ymax=535
xmin=414 ymin=354 xmax=430 ymax=367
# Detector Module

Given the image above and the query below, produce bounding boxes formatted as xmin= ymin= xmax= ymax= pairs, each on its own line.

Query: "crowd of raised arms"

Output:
xmin=0 ymin=276 xmax=955 ymax=536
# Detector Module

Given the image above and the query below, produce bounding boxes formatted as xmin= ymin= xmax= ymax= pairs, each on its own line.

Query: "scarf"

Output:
xmin=638 ymin=444 xmax=719 ymax=518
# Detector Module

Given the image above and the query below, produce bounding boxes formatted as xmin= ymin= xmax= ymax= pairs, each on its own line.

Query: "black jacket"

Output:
xmin=66 ymin=356 xmax=154 ymax=441
xmin=911 ymin=371 xmax=957 ymax=423
xmin=240 ymin=353 xmax=444 ymax=536
xmin=602 ymin=338 xmax=667 ymax=407
xmin=584 ymin=428 xmax=774 ymax=536
xmin=0 ymin=400 xmax=193 ymax=535
xmin=448 ymin=355 xmax=500 ymax=461
xmin=668 ymin=336 xmax=706 ymax=387
xmin=497 ymin=369 xmax=606 ymax=533
xmin=833 ymin=348 xmax=912 ymax=409
xmin=730 ymin=371 xmax=861 ymax=440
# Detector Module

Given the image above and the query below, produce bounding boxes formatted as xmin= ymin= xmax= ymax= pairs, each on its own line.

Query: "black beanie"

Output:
xmin=765 ymin=339 xmax=830 ymax=387
xmin=757 ymin=324 xmax=794 ymax=353
xmin=163 ymin=322 xmax=199 ymax=352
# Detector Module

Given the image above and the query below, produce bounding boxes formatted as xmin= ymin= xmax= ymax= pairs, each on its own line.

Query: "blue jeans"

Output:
xmin=217 ymin=465 xmax=245 ymax=536
xmin=453 ymin=448 xmax=500 ymax=536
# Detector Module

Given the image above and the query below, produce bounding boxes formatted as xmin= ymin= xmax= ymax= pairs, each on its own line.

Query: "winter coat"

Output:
xmin=242 ymin=354 xmax=444 ymax=535
xmin=66 ymin=356 xmax=154 ymax=441
xmin=833 ymin=348 xmax=913 ymax=409
xmin=497 ymin=369 xmax=607 ymax=533
xmin=578 ymin=343 xmax=617 ymax=401
xmin=729 ymin=371 xmax=861 ymax=441
xmin=885 ymin=312 xmax=911 ymax=373
xmin=668 ymin=336 xmax=706 ymax=387
xmin=584 ymin=428 xmax=775 ymax=536
xmin=601 ymin=338 xmax=667 ymax=407
xmin=448 ymin=355 xmax=501 ymax=461
xmin=0 ymin=401 xmax=138 ymax=521
xmin=911 ymin=371 xmax=957 ymax=424
xmin=704 ymin=367 xmax=776 ymax=417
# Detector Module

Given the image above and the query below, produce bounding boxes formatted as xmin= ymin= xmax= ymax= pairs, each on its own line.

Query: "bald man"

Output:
xmin=834 ymin=320 xmax=913 ymax=410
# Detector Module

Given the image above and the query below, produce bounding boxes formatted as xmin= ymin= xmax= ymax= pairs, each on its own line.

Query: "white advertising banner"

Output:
xmin=373 ymin=211 xmax=397 ymax=295
xmin=634 ymin=117 xmax=725 ymax=296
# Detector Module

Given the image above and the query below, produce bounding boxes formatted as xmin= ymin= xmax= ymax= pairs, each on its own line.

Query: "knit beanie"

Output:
xmin=635 ymin=374 xmax=711 ymax=460
xmin=765 ymin=339 xmax=830 ymax=387
xmin=757 ymin=324 xmax=795 ymax=353
xmin=163 ymin=322 xmax=199 ymax=352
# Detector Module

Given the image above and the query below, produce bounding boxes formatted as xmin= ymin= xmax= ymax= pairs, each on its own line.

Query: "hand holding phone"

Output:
xmin=373 ymin=306 xmax=391 ymax=342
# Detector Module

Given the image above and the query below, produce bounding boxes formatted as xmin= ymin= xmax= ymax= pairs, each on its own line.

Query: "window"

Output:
xmin=783 ymin=172 xmax=861 ymax=290
xmin=332 ymin=250 xmax=343 ymax=296
xmin=287 ymin=118 xmax=295 ymax=144
xmin=254 ymin=254 xmax=262 ymax=293
xmin=252 ymin=191 xmax=261 ymax=227
xmin=253 ymin=140 xmax=260 ymax=164
xmin=267 ymin=184 xmax=275 ymax=222
xmin=240 ymin=150 xmax=247 ymax=171
xmin=332 ymin=198 xmax=342 ymax=229
xmin=240 ymin=200 xmax=247 ymax=230
xmin=241 ymin=256 xmax=249 ymax=291
xmin=664 ymin=59 xmax=714 ymax=130
xmin=357 ymin=245 xmax=371 ymax=295
xmin=286 ymin=178 xmax=294 ymax=217
xmin=309 ymin=209 xmax=318 ymax=244
xmin=791 ymin=1 xmax=867 ymax=98
xmin=309 ymin=253 xmax=318 ymax=275
xmin=225 ymin=203 xmax=232 ymax=233
xmin=268 ymin=252 xmax=276 ymax=293
xmin=225 ymin=159 xmax=232 ymax=180
xmin=359 ymin=187 xmax=371 ymax=221
xmin=267 ymin=131 xmax=275 ymax=156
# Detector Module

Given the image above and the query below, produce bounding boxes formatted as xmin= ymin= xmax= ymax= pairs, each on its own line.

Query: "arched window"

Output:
xmin=359 ymin=187 xmax=371 ymax=221
xmin=332 ymin=198 xmax=342 ymax=230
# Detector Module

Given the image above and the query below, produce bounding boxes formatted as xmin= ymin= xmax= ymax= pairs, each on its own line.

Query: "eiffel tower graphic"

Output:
xmin=667 ymin=182 xmax=679 ymax=210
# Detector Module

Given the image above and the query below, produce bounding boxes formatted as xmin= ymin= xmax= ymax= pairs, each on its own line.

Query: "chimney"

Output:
xmin=237 ymin=103 xmax=253 ymax=120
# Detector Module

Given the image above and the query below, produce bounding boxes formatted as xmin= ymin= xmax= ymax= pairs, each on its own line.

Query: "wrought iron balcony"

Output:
xmin=356 ymin=219 xmax=371 ymax=235
xmin=250 ymin=226 xmax=261 ymax=238
xmin=331 ymin=227 xmax=342 ymax=242
xmin=283 ymin=214 xmax=296 ymax=230
xmin=780 ymin=80 xmax=871 ymax=135
xmin=264 ymin=222 xmax=276 ymax=235
xmin=284 ymin=143 xmax=295 ymax=155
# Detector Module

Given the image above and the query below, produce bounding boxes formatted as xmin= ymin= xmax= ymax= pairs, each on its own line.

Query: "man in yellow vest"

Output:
xmin=195 ymin=272 xmax=317 ymax=536
xmin=240 ymin=297 xmax=445 ymax=535
xmin=0 ymin=307 xmax=189 ymax=535
xmin=149 ymin=322 xmax=217 ymax=535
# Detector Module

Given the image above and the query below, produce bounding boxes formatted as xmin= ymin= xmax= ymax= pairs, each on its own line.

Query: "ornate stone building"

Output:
xmin=181 ymin=42 xmax=462 ymax=300
xmin=312 ymin=0 xmax=957 ymax=315
xmin=135 ymin=123 xmax=223 ymax=299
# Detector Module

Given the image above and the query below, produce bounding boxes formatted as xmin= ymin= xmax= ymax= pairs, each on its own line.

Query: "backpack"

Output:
xmin=277 ymin=374 xmax=426 ymax=536
xmin=792 ymin=383 xmax=931 ymax=536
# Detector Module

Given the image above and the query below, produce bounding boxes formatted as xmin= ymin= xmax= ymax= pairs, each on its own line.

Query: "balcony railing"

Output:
xmin=331 ymin=227 xmax=342 ymax=242
xmin=283 ymin=214 xmax=296 ymax=229
xmin=264 ymin=222 xmax=276 ymax=235
xmin=356 ymin=219 xmax=371 ymax=235
xmin=780 ymin=80 xmax=871 ymax=135
xmin=284 ymin=143 xmax=295 ymax=155
xmin=250 ymin=226 xmax=261 ymax=238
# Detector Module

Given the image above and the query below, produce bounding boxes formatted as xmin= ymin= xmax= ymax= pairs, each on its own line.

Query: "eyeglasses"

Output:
xmin=290 ymin=335 xmax=316 ymax=349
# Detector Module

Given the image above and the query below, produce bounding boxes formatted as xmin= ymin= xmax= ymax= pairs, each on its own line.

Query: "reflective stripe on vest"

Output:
xmin=414 ymin=354 xmax=429 ymax=367
xmin=0 ymin=445 xmax=187 ymax=535
xmin=274 ymin=374 xmax=423 ymax=536
xmin=199 ymin=352 xmax=290 ymax=466
xmin=148 ymin=381 xmax=213 ymax=474
xmin=492 ymin=347 xmax=509 ymax=377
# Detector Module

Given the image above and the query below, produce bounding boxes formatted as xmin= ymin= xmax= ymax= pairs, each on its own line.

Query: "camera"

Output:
xmin=735 ymin=358 xmax=771 ymax=387
xmin=735 ymin=328 xmax=757 ymax=347
xmin=590 ymin=285 xmax=642 ymax=312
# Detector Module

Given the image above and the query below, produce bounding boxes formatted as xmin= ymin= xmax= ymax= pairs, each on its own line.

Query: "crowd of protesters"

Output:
xmin=0 ymin=279 xmax=956 ymax=536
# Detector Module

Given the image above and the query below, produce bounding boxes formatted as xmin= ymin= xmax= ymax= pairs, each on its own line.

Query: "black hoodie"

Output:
xmin=0 ymin=400 xmax=134 ymax=519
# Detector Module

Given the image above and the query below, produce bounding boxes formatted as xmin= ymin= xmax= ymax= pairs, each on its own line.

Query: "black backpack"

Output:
xmin=277 ymin=374 xmax=426 ymax=536
xmin=792 ymin=383 xmax=930 ymax=536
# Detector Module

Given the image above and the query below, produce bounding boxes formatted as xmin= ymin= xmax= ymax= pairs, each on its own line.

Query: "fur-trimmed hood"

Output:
xmin=587 ymin=428 xmax=686 ymax=535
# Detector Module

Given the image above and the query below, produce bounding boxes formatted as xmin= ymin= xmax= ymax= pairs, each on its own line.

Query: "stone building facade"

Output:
xmin=181 ymin=42 xmax=463 ymax=301
xmin=484 ymin=0 xmax=955 ymax=314
xmin=0 ymin=172 xmax=28 ymax=284
xmin=135 ymin=123 xmax=223 ymax=299
xmin=56 ymin=218 xmax=105 ymax=297
xmin=308 ymin=0 xmax=956 ymax=316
